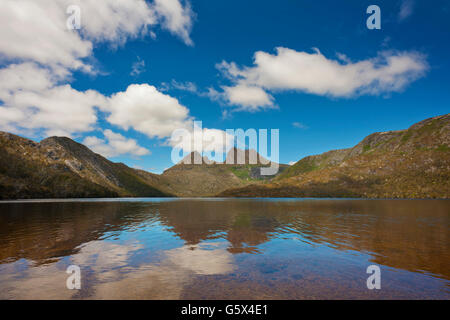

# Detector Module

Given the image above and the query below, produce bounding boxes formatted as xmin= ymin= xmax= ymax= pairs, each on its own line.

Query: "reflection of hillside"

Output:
xmin=278 ymin=200 xmax=450 ymax=280
xmin=157 ymin=199 xmax=449 ymax=280
xmin=0 ymin=199 xmax=448 ymax=281
xmin=0 ymin=202 xmax=154 ymax=265
xmin=156 ymin=200 xmax=281 ymax=253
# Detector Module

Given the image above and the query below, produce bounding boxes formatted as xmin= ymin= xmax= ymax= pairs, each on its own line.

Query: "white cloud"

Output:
xmin=0 ymin=63 xmax=55 ymax=96
xmin=0 ymin=0 xmax=193 ymax=72
xmin=131 ymin=57 xmax=146 ymax=76
xmin=0 ymin=0 xmax=92 ymax=72
xmin=205 ymin=87 xmax=223 ymax=102
xmin=215 ymin=47 xmax=428 ymax=110
xmin=169 ymin=126 xmax=234 ymax=155
xmin=292 ymin=122 xmax=308 ymax=129
xmin=399 ymin=0 xmax=415 ymax=21
xmin=153 ymin=0 xmax=195 ymax=46
xmin=222 ymin=84 xmax=275 ymax=111
xmin=83 ymin=129 xmax=150 ymax=158
xmin=163 ymin=79 xmax=275 ymax=112
xmin=0 ymin=63 xmax=106 ymax=137
xmin=70 ymin=0 xmax=156 ymax=44
xmin=0 ymin=0 xmax=197 ymax=140
xmin=0 ymin=65 xmax=196 ymax=140
xmin=103 ymin=84 xmax=192 ymax=139
xmin=289 ymin=161 xmax=296 ymax=166
xmin=170 ymin=80 xmax=198 ymax=93
xmin=0 ymin=64 xmax=204 ymax=154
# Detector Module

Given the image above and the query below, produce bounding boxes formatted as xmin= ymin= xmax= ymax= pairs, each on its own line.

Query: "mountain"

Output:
xmin=0 ymin=132 xmax=285 ymax=199
xmin=225 ymin=147 xmax=270 ymax=165
xmin=0 ymin=133 xmax=171 ymax=199
xmin=218 ymin=114 xmax=450 ymax=199
xmin=2 ymin=114 xmax=448 ymax=200
xmin=160 ymin=148 xmax=288 ymax=197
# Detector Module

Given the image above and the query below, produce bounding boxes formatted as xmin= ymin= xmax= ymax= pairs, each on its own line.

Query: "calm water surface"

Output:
xmin=0 ymin=199 xmax=449 ymax=299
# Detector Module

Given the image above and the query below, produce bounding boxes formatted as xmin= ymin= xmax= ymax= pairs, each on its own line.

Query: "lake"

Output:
xmin=0 ymin=198 xmax=448 ymax=299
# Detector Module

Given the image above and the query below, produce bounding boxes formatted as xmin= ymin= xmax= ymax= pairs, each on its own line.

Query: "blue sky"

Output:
xmin=1 ymin=0 xmax=449 ymax=173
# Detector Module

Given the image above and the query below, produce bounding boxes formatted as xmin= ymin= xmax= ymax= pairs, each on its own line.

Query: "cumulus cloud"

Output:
xmin=70 ymin=0 xmax=156 ymax=43
xmin=0 ymin=63 xmax=194 ymax=141
xmin=103 ymin=84 xmax=192 ymax=139
xmin=0 ymin=0 xmax=193 ymax=72
xmin=83 ymin=129 xmax=150 ymax=157
xmin=0 ymin=65 xmax=197 ymax=153
xmin=153 ymin=0 xmax=195 ymax=46
xmin=0 ymin=63 xmax=106 ymax=137
xmin=0 ymin=0 xmax=197 ymax=143
xmin=0 ymin=63 xmax=55 ymax=95
xmin=222 ymin=84 xmax=275 ymax=111
xmin=0 ymin=0 xmax=92 ymax=72
xmin=163 ymin=79 xmax=274 ymax=112
xmin=215 ymin=47 xmax=428 ymax=111
xmin=169 ymin=125 xmax=234 ymax=154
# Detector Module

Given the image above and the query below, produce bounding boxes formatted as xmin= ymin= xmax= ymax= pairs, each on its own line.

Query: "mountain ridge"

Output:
xmin=160 ymin=148 xmax=286 ymax=197
xmin=0 ymin=113 xmax=448 ymax=200
xmin=219 ymin=114 xmax=450 ymax=199
xmin=0 ymin=132 xmax=171 ymax=199
xmin=0 ymin=132 xmax=283 ymax=199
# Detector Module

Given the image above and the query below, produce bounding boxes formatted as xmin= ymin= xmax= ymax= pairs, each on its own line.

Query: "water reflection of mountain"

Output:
xmin=0 ymin=202 xmax=156 ymax=265
xmin=0 ymin=199 xmax=448 ymax=280
xmin=157 ymin=200 xmax=281 ymax=254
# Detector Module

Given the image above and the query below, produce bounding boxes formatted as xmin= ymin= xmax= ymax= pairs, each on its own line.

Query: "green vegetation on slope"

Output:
xmin=0 ymin=132 xmax=170 ymax=199
xmin=1 ymin=114 xmax=448 ymax=200
xmin=219 ymin=114 xmax=450 ymax=199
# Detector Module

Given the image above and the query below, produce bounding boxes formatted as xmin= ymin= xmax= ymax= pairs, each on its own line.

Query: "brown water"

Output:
xmin=0 ymin=198 xmax=448 ymax=299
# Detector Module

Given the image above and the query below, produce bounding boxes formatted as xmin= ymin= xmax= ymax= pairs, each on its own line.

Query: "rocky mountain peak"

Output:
xmin=225 ymin=147 xmax=270 ymax=165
